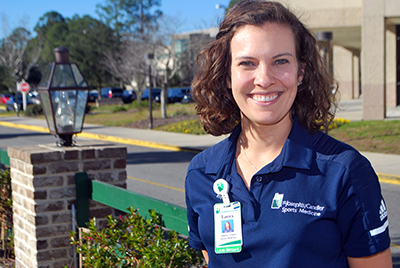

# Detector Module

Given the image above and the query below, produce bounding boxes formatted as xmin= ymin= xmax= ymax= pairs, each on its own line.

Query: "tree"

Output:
xmin=26 ymin=66 xmax=42 ymax=88
xmin=34 ymin=12 xmax=68 ymax=64
xmin=96 ymin=0 xmax=126 ymax=36
xmin=0 ymin=65 xmax=13 ymax=90
xmin=96 ymin=0 xmax=163 ymax=100
xmin=227 ymin=0 xmax=242 ymax=10
xmin=121 ymin=0 xmax=162 ymax=37
xmin=150 ymin=15 xmax=189 ymax=118
xmin=66 ymin=15 xmax=116 ymax=89
xmin=0 ymin=27 xmax=41 ymax=89
xmin=97 ymin=0 xmax=162 ymax=38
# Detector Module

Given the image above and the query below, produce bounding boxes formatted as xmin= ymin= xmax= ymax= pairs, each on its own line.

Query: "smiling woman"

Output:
xmin=186 ymin=1 xmax=392 ymax=267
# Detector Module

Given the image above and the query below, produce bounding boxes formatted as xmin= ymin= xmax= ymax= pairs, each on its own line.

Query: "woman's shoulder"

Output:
xmin=313 ymin=131 xmax=371 ymax=171
xmin=188 ymin=135 xmax=232 ymax=171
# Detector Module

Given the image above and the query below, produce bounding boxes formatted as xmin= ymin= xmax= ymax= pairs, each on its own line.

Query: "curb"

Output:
xmin=77 ymin=132 xmax=203 ymax=154
xmin=377 ymin=173 xmax=400 ymax=185
xmin=0 ymin=121 xmax=49 ymax=133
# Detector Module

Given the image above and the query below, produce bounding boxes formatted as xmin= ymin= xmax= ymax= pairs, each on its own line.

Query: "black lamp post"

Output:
xmin=147 ymin=53 xmax=154 ymax=129
xmin=38 ymin=47 xmax=90 ymax=146
xmin=316 ymin=32 xmax=333 ymax=133
xmin=316 ymin=31 xmax=333 ymax=75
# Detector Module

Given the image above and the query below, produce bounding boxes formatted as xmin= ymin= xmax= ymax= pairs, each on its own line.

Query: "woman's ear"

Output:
xmin=298 ymin=62 xmax=305 ymax=85
xmin=226 ymin=75 xmax=232 ymax=89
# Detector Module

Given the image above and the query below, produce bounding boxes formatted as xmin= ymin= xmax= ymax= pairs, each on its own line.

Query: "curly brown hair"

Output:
xmin=192 ymin=0 xmax=337 ymax=136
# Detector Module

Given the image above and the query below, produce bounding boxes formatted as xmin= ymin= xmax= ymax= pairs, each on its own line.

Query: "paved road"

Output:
xmin=125 ymin=142 xmax=193 ymax=207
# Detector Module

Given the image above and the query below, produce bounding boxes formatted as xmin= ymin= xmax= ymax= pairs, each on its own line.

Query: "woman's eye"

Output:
xmin=239 ymin=61 xmax=254 ymax=66
xmin=275 ymin=59 xmax=289 ymax=65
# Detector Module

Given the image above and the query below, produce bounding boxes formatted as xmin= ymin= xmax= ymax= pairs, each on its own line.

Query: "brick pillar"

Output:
xmin=7 ymin=141 xmax=127 ymax=268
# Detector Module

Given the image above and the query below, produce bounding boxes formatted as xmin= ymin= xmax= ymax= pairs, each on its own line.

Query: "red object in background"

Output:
xmin=1 ymin=94 xmax=11 ymax=104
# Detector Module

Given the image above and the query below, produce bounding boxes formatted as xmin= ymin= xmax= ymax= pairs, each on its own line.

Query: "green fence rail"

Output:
xmin=75 ymin=172 xmax=188 ymax=236
xmin=0 ymin=149 xmax=10 ymax=167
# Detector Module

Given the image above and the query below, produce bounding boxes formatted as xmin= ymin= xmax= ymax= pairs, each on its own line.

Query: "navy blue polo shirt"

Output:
xmin=185 ymin=118 xmax=390 ymax=268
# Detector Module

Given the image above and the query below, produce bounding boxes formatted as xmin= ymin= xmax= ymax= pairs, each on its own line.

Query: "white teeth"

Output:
xmin=252 ymin=94 xmax=278 ymax=102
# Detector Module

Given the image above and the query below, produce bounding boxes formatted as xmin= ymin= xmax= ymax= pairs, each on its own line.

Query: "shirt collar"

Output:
xmin=205 ymin=117 xmax=314 ymax=176
xmin=277 ymin=117 xmax=313 ymax=171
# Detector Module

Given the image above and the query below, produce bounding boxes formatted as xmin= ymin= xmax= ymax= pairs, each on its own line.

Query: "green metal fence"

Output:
xmin=0 ymin=150 xmax=10 ymax=167
xmin=75 ymin=172 xmax=188 ymax=236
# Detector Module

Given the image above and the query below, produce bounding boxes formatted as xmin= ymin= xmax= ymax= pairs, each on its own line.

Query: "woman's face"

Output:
xmin=228 ymin=22 xmax=303 ymax=128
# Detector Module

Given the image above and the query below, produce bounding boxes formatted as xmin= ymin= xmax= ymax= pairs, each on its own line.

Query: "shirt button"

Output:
xmin=256 ymin=176 xmax=263 ymax=182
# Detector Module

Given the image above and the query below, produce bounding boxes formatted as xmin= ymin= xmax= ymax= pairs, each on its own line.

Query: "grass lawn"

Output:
xmin=328 ymin=120 xmax=400 ymax=155
xmin=84 ymin=102 xmax=197 ymax=126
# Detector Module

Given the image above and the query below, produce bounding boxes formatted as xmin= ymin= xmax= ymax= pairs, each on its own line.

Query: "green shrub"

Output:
xmin=169 ymin=109 xmax=190 ymax=117
xmin=24 ymin=104 xmax=43 ymax=116
xmin=131 ymin=100 xmax=149 ymax=109
xmin=112 ymin=105 xmax=128 ymax=113
xmin=70 ymin=207 xmax=205 ymax=268
xmin=0 ymin=168 xmax=14 ymax=259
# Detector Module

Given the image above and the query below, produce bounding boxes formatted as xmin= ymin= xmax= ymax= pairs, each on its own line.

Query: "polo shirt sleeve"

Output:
xmin=185 ymin=171 xmax=206 ymax=250
xmin=336 ymin=153 xmax=390 ymax=257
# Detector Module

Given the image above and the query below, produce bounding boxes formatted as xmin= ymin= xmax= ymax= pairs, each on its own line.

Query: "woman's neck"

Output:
xmin=239 ymin=115 xmax=293 ymax=168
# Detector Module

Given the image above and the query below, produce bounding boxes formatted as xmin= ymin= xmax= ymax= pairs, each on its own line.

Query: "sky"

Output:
xmin=0 ymin=0 xmax=230 ymax=39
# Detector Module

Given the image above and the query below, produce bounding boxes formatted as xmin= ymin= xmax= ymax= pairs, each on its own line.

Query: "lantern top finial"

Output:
xmin=54 ymin=46 xmax=70 ymax=64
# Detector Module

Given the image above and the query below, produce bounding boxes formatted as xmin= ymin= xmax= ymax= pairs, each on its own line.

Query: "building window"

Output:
xmin=174 ymin=39 xmax=188 ymax=55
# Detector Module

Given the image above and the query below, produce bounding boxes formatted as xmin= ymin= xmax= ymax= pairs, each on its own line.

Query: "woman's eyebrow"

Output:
xmin=233 ymin=52 xmax=294 ymax=61
xmin=272 ymin=52 xmax=294 ymax=59
xmin=233 ymin=55 xmax=255 ymax=60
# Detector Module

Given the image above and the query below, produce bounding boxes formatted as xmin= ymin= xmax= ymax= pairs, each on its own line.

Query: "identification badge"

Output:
xmin=214 ymin=201 xmax=242 ymax=254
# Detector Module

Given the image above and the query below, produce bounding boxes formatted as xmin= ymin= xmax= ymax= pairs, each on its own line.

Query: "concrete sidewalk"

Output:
xmin=335 ymin=98 xmax=400 ymax=121
xmin=0 ymin=98 xmax=400 ymax=181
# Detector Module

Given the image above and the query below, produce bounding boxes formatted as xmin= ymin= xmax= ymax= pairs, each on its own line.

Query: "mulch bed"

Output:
xmin=124 ymin=114 xmax=199 ymax=129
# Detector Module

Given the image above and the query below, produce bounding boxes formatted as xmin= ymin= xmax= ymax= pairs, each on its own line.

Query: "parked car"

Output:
xmin=1 ymin=93 xmax=12 ymax=104
xmin=88 ymin=90 xmax=99 ymax=103
xmin=181 ymin=90 xmax=193 ymax=104
xmin=156 ymin=87 xmax=191 ymax=103
xmin=100 ymin=87 xmax=124 ymax=99
xmin=141 ymin=88 xmax=161 ymax=101
xmin=155 ymin=87 xmax=192 ymax=104
xmin=122 ymin=90 xmax=136 ymax=104
xmin=167 ymin=88 xmax=186 ymax=103
xmin=6 ymin=94 xmax=34 ymax=111
xmin=28 ymin=90 xmax=41 ymax=105
xmin=180 ymin=87 xmax=192 ymax=103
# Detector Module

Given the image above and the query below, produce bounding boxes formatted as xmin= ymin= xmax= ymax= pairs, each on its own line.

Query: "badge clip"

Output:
xmin=213 ymin=179 xmax=231 ymax=207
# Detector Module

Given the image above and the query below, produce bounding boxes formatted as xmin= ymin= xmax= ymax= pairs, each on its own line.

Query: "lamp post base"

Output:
xmin=58 ymin=134 xmax=73 ymax=147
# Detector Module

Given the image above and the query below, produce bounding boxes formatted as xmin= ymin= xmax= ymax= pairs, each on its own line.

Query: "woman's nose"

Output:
xmin=254 ymin=64 xmax=276 ymax=88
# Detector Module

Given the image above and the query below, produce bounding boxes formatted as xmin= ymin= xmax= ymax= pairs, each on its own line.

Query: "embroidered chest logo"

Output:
xmin=271 ymin=193 xmax=284 ymax=209
xmin=379 ymin=199 xmax=387 ymax=221
xmin=271 ymin=192 xmax=325 ymax=217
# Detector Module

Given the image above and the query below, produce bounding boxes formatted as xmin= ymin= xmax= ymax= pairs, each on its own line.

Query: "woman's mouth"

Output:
xmin=250 ymin=92 xmax=280 ymax=103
